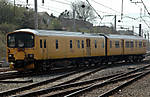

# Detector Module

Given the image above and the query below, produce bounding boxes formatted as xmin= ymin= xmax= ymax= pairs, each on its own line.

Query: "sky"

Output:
xmin=9 ymin=0 xmax=150 ymax=35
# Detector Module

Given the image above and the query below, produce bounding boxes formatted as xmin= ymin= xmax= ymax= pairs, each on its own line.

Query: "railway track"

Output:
xmin=62 ymin=64 xmax=150 ymax=97
xmin=7 ymin=64 xmax=149 ymax=97
xmin=0 ymin=66 xmax=107 ymax=96
xmin=0 ymin=66 xmax=82 ymax=81
xmin=98 ymin=71 xmax=150 ymax=97
xmin=10 ymin=64 xmax=150 ymax=97
xmin=0 ymin=71 xmax=34 ymax=81
xmin=0 ymin=67 xmax=13 ymax=72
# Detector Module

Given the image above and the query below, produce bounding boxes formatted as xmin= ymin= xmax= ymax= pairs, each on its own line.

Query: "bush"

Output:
xmin=0 ymin=31 xmax=6 ymax=60
xmin=0 ymin=23 xmax=18 ymax=33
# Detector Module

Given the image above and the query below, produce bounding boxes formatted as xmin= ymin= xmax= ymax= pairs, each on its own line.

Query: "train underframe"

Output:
xmin=9 ymin=54 xmax=145 ymax=71
xmin=34 ymin=54 xmax=145 ymax=71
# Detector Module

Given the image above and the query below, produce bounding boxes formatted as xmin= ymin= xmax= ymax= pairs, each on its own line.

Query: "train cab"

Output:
xmin=7 ymin=30 xmax=35 ymax=70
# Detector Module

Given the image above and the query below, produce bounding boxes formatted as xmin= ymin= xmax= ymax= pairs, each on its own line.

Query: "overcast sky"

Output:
xmin=9 ymin=0 xmax=150 ymax=34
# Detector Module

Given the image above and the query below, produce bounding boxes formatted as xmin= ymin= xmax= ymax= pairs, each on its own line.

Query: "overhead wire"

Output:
xmin=140 ymin=17 xmax=150 ymax=29
xmin=49 ymin=0 xmax=70 ymax=5
xmin=91 ymin=0 xmax=120 ymax=14
xmin=85 ymin=0 xmax=102 ymax=20
xmin=141 ymin=0 xmax=150 ymax=16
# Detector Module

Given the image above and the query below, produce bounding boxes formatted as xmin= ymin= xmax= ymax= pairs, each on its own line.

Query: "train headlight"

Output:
xmin=8 ymin=54 xmax=13 ymax=58
xmin=28 ymin=54 xmax=34 ymax=58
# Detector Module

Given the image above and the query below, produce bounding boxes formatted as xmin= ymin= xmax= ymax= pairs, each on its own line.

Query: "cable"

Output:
xmin=96 ymin=9 xmax=117 ymax=15
xmin=50 ymin=0 xmax=70 ymax=5
xmin=141 ymin=0 xmax=150 ymax=16
xmin=91 ymin=0 xmax=120 ymax=13
xmin=86 ymin=0 xmax=102 ymax=20
xmin=141 ymin=17 xmax=150 ymax=29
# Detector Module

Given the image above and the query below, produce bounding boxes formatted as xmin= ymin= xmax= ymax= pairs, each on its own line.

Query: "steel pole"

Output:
xmin=34 ymin=0 xmax=38 ymax=29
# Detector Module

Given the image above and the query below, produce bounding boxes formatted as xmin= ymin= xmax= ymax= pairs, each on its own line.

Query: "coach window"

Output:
xmin=44 ymin=40 xmax=46 ymax=48
xmin=143 ymin=42 xmax=146 ymax=47
xmin=102 ymin=41 xmax=104 ymax=48
xmin=95 ymin=40 xmax=97 ymax=48
xmin=139 ymin=41 xmax=142 ymax=48
xmin=115 ymin=41 xmax=119 ymax=48
xmin=82 ymin=40 xmax=84 ymax=48
xmin=77 ymin=40 xmax=80 ymax=48
xmin=110 ymin=40 xmax=112 ymax=48
xmin=56 ymin=40 xmax=58 ymax=49
xmin=130 ymin=41 xmax=134 ymax=48
xmin=40 ymin=39 xmax=42 ymax=48
xmin=135 ymin=41 xmax=137 ymax=47
xmin=70 ymin=40 xmax=72 ymax=48
xmin=121 ymin=41 xmax=123 ymax=48
xmin=126 ymin=41 xmax=129 ymax=48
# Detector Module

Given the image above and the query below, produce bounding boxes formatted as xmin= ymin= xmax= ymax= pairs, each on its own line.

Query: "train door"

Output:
xmin=121 ymin=39 xmax=124 ymax=55
xmin=43 ymin=39 xmax=48 ymax=59
xmin=40 ymin=39 xmax=47 ymax=59
xmin=86 ymin=39 xmax=91 ymax=56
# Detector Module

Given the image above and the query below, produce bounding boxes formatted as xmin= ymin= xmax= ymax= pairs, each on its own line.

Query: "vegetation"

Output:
xmin=59 ymin=1 xmax=96 ymax=23
xmin=0 ymin=0 xmax=35 ymax=32
xmin=0 ymin=31 xmax=6 ymax=60
xmin=0 ymin=0 xmax=118 ymax=59
xmin=0 ymin=0 xmax=35 ymax=59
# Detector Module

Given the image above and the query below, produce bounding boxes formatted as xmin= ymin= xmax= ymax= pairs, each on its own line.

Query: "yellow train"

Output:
xmin=6 ymin=29 xmax=147 ymax=71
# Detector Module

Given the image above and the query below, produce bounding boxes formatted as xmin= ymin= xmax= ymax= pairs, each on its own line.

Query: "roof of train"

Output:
xmin=13 ymin=29 xmax=146 ymax=40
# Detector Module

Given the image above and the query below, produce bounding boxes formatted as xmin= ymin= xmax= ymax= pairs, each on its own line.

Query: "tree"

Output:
xmin=50 ymin=19 xmax=62 ymax=30
xmin=0 ymin=0 xmax=34 ymax=29
xmin=20 ymin=10 xmax=35 ymax=29
xmin=59 ymin=10 xmax=72 ymax=19
xmin=71 ymin=1 xmax=96 ymax=22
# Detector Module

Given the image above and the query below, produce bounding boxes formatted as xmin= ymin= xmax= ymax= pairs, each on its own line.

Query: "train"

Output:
xmin=6 ymin=29 xmax=147 ymax=71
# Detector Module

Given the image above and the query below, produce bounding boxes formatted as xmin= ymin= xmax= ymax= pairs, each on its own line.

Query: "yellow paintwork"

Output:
xmin=107 ymin=38 xmax=146 ymax=56
xmin=124 ymin=39 xmax=146 ymax=55
xmin=6 ymin=30 xmax=147 ymax=71
xmin=108 ymin=38 xmax=123 ymax=56
xmin=35 ymin=36 xmax=105 ymax=60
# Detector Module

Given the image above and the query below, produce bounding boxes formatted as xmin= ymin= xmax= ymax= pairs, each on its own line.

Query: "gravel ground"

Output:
xmin=77 ymin=63 xmax=144 ymax=83
xmin=16 ymin=69 xmax=94 ymax=95
xmin=79 ymin=81 xmax=126 ymax=97
xmin=112 ymin=71 xmax=150 ymax=97
xmin=0 ymin=73 xmax=61 ymax=92
xmin=0 ymin=68 xmax=86 ymax=92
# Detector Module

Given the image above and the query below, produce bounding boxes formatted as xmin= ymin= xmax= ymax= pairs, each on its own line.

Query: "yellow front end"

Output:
xmin=7 ymin=31 xmax=36 ymax=71
xmin=7 ymin=48 xmax=35 ymax=71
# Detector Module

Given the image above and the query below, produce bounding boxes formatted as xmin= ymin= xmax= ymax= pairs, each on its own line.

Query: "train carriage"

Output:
xmin=7 ymin=29 xmax=106 ymax=71
xmin=6 ymin=29 xmax=147 ymax=71
xmin=106 ymin=34 xmax=146 ymax=62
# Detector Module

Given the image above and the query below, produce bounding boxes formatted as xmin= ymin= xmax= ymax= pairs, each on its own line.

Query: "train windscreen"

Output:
xmin=7 ymin=32 xmax=34 ymax=48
